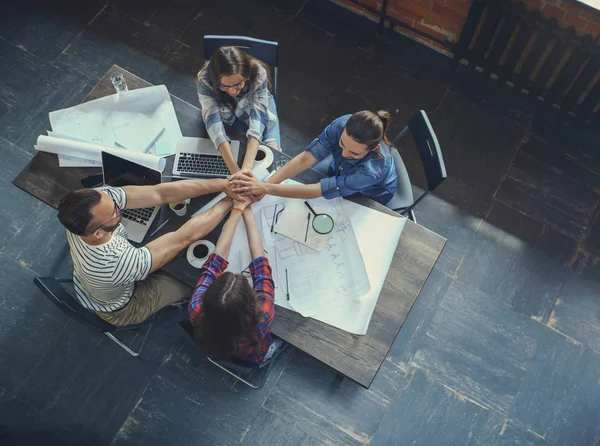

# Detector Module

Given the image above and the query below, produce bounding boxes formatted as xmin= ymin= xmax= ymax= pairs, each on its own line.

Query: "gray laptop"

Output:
xmin=101 ymin=151 xmax=161 ymax=243
xmin=172 ymin=137 xmax=240 ymax=178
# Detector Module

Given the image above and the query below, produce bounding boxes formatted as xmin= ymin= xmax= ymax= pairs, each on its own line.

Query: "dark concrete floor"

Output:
xmin=1 ymin=0 xmax=600 ymax=445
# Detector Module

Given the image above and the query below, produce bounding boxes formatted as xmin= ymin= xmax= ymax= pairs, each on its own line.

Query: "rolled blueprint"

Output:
xmin=35 ymin=135 xmax=166 ymax=171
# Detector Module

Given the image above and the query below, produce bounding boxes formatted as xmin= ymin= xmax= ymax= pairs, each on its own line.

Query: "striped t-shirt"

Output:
xmin=66 ymin=186 xmax=153 ymax=313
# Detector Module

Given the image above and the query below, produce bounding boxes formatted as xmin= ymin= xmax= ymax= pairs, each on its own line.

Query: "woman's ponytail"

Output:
xmin=376 ymin=110 xmax=391 ymax=145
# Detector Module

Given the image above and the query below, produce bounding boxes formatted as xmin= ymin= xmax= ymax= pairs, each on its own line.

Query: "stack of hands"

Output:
xmin=225 ymin=170 xmax=266 ymax=203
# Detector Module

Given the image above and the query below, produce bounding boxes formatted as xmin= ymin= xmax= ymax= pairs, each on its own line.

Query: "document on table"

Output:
xmin=261 ymin=193 xmax=371 ymax=318
xmin=273 ymin=199 xmax=337 ymax=252
xmin=310 ymin=200 xmax=407 ymax=334
xmin=48 ymin=85 xmax=182 ymax=166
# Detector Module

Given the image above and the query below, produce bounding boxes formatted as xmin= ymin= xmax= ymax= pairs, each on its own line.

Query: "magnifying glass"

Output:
xmin=304 ymin=201 xmax=335 ymax=235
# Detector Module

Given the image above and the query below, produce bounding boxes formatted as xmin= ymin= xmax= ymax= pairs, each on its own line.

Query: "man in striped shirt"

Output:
xmin=57 ymin=179 xmax=235 ymax=326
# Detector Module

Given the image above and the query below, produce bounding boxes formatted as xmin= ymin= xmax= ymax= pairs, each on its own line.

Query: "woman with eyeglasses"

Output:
xmin=229 ymin=110 xmax=398 ymax=205
xmin=197 ymin=46 xmax=280 ymax=174
xmin=188 ymin=198 xmax=282 ymax=364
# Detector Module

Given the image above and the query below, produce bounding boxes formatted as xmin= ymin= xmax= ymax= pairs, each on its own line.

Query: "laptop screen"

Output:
xmin=101 ymin=151 xmax=161 ymax=187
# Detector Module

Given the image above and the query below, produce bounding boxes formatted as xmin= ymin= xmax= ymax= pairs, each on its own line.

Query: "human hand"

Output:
xmin=233 ymin=195 xmax=252 ymax=211
xmin=229 ymin=170 xmax=252 ymax=182
xmin=249 ymin=194 xmax=265 ymax=203
xmin=223 ymin=180 xmax=243 ymax=201
xmin=229 ymin=172 xmax=266 ymax=196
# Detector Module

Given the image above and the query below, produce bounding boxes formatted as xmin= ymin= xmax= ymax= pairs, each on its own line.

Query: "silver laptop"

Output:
xmin=172 ymin=137 xmax=240 ymax=178
xmin=101 ymin=151 xmax=161 ymax=243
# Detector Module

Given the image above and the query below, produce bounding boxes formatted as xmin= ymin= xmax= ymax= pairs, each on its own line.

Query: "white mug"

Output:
xmin=187 ymin=240 xmax=216 ymax=268
xmin=169 ymin=201 xmax=187 ymax=216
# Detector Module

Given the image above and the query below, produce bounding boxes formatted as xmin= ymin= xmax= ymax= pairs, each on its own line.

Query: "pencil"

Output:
xmin=304 ymin=213 xmax=310 ymax=242
xmin=149 ymin=216 xmax=172 ymax=237
xmin=285 ymin=268 xmax=290 ymax=301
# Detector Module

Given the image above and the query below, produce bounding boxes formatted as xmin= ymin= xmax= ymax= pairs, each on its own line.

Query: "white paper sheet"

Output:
xmin=49 ymin=85 xmax=182 ymax=157
xmin=35 ymin=135 xmax=166 ymax=171
xmin=113 ymin=114 xmax=164 ymax=153
xmin=306 ymin=200 xmax=407 ymax=334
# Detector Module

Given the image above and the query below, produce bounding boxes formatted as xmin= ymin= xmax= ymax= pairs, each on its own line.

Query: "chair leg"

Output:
xmin=105 ymin=322 xmax=154 ymax=357
xmin=206 ymin=357 xmax=263 ymax=389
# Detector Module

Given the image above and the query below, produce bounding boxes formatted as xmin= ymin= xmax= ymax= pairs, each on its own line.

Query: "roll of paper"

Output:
xmin=35 ymin=135 xmax=166 ymax=171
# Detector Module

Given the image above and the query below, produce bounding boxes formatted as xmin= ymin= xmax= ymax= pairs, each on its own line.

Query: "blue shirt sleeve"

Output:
xmin=319 ymin=162 xmax=383 ymax=199
xmin=304 ymin=116 xmax=347 ymax=161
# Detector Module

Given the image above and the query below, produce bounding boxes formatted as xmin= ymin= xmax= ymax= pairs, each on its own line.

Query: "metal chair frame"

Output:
xmin=33 ymin=277 xmax=167 ymax=357
xmin=388 ymin=110 xmax=447 ymax=222
xmin=176 ymin=320 xmax=283 ymax=389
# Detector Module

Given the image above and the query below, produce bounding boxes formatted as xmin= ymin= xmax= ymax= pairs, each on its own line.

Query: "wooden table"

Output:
xmin=13 ymin=65 xmax=446 ymax=388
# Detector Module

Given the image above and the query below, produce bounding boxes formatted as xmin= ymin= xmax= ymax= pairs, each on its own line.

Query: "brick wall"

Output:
xmin=521 ymin=0 xmax=600 ymax=39
xmin=331 ymin=0 xmax=600 ymax=54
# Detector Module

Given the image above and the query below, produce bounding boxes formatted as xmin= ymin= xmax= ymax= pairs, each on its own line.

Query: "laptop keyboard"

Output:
xmin=177 ymin=153 xmax=230 ymax=177
xmin=121 ymin=207 xmax=154 ymax=226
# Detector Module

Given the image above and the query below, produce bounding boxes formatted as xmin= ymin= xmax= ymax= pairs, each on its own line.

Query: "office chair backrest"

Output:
xmin=203 ymin=35 xmax=279 ymax=97
xmin=33 ymin=277 xmax=114 ymax=333
xmin=407 ymin=111 xmax=447 ymax=192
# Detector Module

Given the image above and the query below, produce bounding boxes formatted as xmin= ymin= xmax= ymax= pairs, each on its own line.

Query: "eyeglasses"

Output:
xmin=218 ymin=79 xmax=246 ymax=92
xmin=90 ymin=198 xmax=121 ymax=233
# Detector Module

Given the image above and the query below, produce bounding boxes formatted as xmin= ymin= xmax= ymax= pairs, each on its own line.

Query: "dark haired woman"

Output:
xmin=229 ymin=110 xmax=397 ymax=205
xmin=197 ymin=46 xmax=280 ymax=174
xmin=188 ymin=198 xmax=280 ymax=363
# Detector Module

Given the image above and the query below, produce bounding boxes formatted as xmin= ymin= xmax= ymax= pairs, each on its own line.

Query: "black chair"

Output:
xmin=385 ymin=110 xmax=447 ymax=222
xmin=203 ymin=35 xmax=279 ymax=99
xmin=33 ymin=277 xmax=183 ymax=357
xmin=176 ymin=320 xmax=285 ymax=389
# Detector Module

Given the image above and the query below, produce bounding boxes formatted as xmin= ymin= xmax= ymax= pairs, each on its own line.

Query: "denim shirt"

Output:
xmin=305 ymin=115 xmax=397 ymax=205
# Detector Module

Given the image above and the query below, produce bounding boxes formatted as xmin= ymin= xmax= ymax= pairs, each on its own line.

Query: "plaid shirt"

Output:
xmin=188 ymin=253 xmax=275 ymax=364
xmin=197 ymin=65 xmax=277 ymax=149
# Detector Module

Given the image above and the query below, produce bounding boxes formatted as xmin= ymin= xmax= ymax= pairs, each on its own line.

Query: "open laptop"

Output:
xmin=172 ymin=137 xmax=240 ymax=178
xmin=101 ymin=151 xmax=161 ymax=243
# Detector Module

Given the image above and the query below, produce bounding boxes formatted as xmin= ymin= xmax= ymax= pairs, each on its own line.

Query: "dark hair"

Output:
xmin=57 ymin=189 xmax=102 ymax=236
xmin=345 ymin=110 xmax=391 ymax=154
xmin=192 ymin=272 xmax=259 ymax=360
xmin=199 ymin=46 xmax=271 ymax=110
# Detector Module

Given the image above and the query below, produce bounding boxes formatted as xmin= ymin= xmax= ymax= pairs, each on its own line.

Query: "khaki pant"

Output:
xmin=97 ymin=272 xmax=192 ymax=326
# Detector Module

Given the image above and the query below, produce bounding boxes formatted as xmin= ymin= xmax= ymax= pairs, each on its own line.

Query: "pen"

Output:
xmin=149 ymin=216 xmax=172 ymax=237
xmin=304 ymin=213 xmax=310 ymax=242
xmin=285 ymin=268 xmax=290 ymax=301
xmin=270 ymin=204 xmax=278 ymax=233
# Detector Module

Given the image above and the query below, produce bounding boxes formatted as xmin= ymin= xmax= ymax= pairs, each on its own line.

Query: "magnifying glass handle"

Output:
xmin=304 ymin=200 xmax=318 ymax=216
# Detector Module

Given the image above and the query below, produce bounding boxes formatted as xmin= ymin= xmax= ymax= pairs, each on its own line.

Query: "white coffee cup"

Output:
xmin=169 ymin=201 xmax=187 ymax=216
xmin=187 ymin=240 xmax=216 ymax=268
xmin=254 ymin=144 xmax=274 ymax=169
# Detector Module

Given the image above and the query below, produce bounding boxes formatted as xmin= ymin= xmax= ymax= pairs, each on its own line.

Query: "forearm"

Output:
xmin=263 ymin=182 xmax=322 ymax=199
xmin=145 ymin=231 xmax=191 ymax=272
xmin=123 ymin=179 xmax=226 ymax=209
xmin=266 ymin=151 xmax=317 ymax=185
xmin=214 ymin=210 xmax=243 ymax=259
xmin=243 ymin=210 xmax=264 ymax=260
xmin=145 ymin=198 xmax=232 ymax=271
xmin=218 ymin=141 xmax=240 ymax=174
xmin=157 ymin=178 xmax=226 ymax=203
xmin=241 ymin=137 xmax=260 ymax=171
